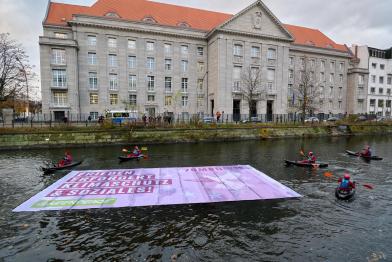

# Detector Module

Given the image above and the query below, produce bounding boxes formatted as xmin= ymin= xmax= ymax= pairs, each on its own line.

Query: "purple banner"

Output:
xmin=13 ymin=165 xmax=301 ymax=212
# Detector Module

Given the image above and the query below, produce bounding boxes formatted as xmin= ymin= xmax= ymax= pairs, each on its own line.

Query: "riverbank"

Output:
xmin=1 ymin=124 xmax=392 ymax=150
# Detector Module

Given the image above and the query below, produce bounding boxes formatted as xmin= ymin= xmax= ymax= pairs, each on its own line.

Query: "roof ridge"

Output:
xmin=50 ymin=1 xmax=90 ymax=8
xmin=146 ymin=0 xmax=233 ymax=16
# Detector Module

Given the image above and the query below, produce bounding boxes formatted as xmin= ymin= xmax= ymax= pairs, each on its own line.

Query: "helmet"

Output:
xmin=308 ymin=152 xmax=313 ymax=156
xmin=344 ymin=174 xmax=350 ymax=180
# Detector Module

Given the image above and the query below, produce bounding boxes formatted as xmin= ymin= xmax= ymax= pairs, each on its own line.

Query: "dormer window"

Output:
xmin=306 ymin=40 xmax=315 ymax=46
xmin=142 ymin=16 xmax=157 ymax=23
xmin=105 ymin=12 xmax=119 ymax=18
xmin=177 ymin=21 xmax=190 ymax=28
xmin=326 ymin=44 xmax=334 ymax=49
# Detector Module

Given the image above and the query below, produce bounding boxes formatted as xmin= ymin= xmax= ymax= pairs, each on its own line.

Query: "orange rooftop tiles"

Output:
xmin=45 ymin=0 xmax=348 ymax=52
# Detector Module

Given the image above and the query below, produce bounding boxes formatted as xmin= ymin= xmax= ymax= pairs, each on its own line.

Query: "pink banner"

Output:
xmin=13 ymin=165 xmax=301 ymax=212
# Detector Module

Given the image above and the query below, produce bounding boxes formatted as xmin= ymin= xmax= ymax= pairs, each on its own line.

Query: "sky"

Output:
xmin=0 ymin=0 xmax=391 ymax=98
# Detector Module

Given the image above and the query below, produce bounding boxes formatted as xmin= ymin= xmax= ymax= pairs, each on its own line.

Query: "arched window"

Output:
xmin=105 ymin=12 xmax=120 ymax=18
xmin=142 ymin=16 xmax=157 ymax=23
xmin=177 ymin=21 xmax=190 ymax=28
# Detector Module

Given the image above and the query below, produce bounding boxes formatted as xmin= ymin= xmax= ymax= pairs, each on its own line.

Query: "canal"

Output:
xmin=0 ymin=136 xmax=391 ymax=261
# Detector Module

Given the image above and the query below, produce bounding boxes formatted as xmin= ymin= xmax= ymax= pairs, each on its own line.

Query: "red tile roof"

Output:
xmin=45 ymin=0 xmax=348 ymax=52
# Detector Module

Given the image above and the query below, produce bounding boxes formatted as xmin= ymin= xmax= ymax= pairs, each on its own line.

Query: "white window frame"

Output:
xmin=108 ymin=54 xmax=117 ymax=67
xmin=88 ymin=35 xmax=97 ymax=46
xmin=109 ymin=74 xmax=118 ymax=91
xmin=51 ymin=49 xmax=66 ymax=65
xmin=147 ymin=76 xmax=155 ymax=91
xmin=128 ymin=75 xmax=137 ymax=91
xmin=108 ymin=37 xmax=117 ymax=48
xmin=88 ymin=72 xmax=98 ymax=90
xmin=181 ymin=78 xmax=188 ymax=93
xmin=147 ymin=57 xmax=155 ymax=70
xmin=109 ymin=94 xmax=118 ymax=105
xmin=128 ymin=56 xmax=136 ymax=69
xmin=88 ymin=52 xmax=97 ymax=65
xmin=52 ymin=69 xmax=67 ymax=87
xmin=89 ymin=93 xmax=99 ymax=104
xmin=52 ymin=92 xmax=68 ymax=106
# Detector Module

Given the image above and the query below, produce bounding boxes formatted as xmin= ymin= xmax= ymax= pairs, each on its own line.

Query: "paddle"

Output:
xmin=323 ymin=172 xmax=374 ymax=189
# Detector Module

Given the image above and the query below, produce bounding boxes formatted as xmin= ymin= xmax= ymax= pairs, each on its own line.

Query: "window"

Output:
xmin=181 ymin=60 xmax=188 ymax=72
xmin=359 ymin=74 xmax=364 ymax=85
xmin=90 ymin=112 xmax=99 ymax=120
xmin=339 ymin=86 xmax=343 ymax=97
xmin=267 ymin=48 xmax=276 ymax=60
xmin=338 ymin=101 xmax=342 ymax=109
xmin=197 ymin=47 xmax=204 ymax=56
xmin=182 ymin=96 xmax=188 ymax=107
xmin=109 ymin=74 xmax=118 ymax=90
xmin=89 ymin=93 xmax=98 ymax=104
xmin=289 ymin=69 xmax=294 ymax=79
xmin=110 ymin=94 xmax=118 ymax=105
xmin=165 ymin=96 xmax=172 ymax=106
xmin=371 ymin=87 xmax=376 ymax=94
xmin=165 ymin=77 xmax=172 ymax=92
xmin=197 ymin=79 xmax=203 ymax=91
xmin=129 ymin=94 xmax=137 ymax=106
xmin=370 ymin=99 xmax=376 ymax=107
xmin=233 ymin=44 xmax=243 ymax=56
xmin=51 ymin=49 xmax=66 ymax=65
xmin=54 ymin=33 xmax=67 ymax=39
xmin=387 ymin=88 xmax=391 ymax=95
xmin=108 ymin=37 xmax=117 ymax=48
xmin=339 ymin=62 xmax=344 ymax=71
xmin=339 ymin=74 xmax=343 ymax=83
xmin=164 ymin=44 xmax=172 ymax=55
xmin=128 ymin=40 xmax=136 ymax=50
xmin=321 ymin=60 xmax=325 ymax=71
xmin=388 ymin=76 xmax=392 ymax=85
xmin=329 ymin=86 xmax=334 ymax=96
xmin=52 ymin=69 xmax=66 ymax=87
xmin=128 ymin=56 xmax=136 ymax=69
xmin=197 ymin=97 xmax=203 ymax=108
xmin=197 ymin=62 xmax=205 ymax=73
xmin=147 ymin=76 xmax=155 ymax=91
xmin=320 ymin=72 xmax=325 ymax=82
xmin=88 ymin=52 xmax=97 ymax=65
xmin=147 ymin=95 xmax=155 ymax=102
xmin=358 ymin=99 xmax=364 ymax=110
xmin=146 ymin=41 xmax=154 ymax=52
xmin=379 ymin=76 xmax=384 ymax=84
xmin=88 ymin=35 xmax=97 ymax=46
xmin=181 ymin=45 xmax=188 ymax=55
xmin=380 ymin=64 xmax=385 ymax=70
xmin=289 ymin=57 xmax=294 ymax=66
xmin=165 ymin=59 xmax=172 ymax=71
xmin=310 ymin=59 xmax=315 ymax=69
xmin=53 ymin=92 xmax=68 ymax=106
xmin=330 ymin=73 xmax=334 ymax=83
xmin=372 ymin=63 xmax=377 ymax=69
xmin=88 ymin=72 xmax=98 ymax=90
xmin=108 ymin=54 xmax=117 ymax=67
xmin=300 ymin=58 xmax=305 ymax=68
xmin=267 ymin=69 xmax=275 ymax=90
xmin=128 ymin=75 xmax=137 ymax=91
xmin=181 ymin=78 xmax=188 ymax=92
xmin=378 ymin=100 xmax=384 ymax=108
xmin=371 ymin=75 xmax=376 ymax=83
xmin=147 ymin=57 xmax=155 ymax=70
xmin=379 ymin=88 xmax=384 ymax=94
xmin=233 ymin=66 xmax=242 ymax=80
xmin=330 ymin=61 xmax=335 ymax=71
xmin=251 ymin=46 xmax=260 ymax=58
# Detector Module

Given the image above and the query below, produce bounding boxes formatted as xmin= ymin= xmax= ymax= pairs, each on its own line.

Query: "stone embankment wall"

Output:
xmin=0 ymin=125 xmax=391 ymax=150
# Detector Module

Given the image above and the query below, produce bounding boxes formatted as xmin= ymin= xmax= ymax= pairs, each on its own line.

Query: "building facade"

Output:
xmin=349 ymin=45 xmax=392 ymax=117
xmin=40 ymin=0 xmax=352 ymax=120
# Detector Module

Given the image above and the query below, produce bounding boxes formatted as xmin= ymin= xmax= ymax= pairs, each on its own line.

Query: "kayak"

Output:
xmin=345 ymin=150 xmax=383 ymax=161
xmin=119 ymin=154 xmax=144 ymax=162
xmin=42 ymin=161 xmax=82 ymax=173
xmin=285 ymin=160 xmax=328 ymax=168
xmin=335 ymin=187 xmax=356 ymax=200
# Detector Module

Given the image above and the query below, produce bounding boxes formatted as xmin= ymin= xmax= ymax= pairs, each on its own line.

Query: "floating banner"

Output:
xmin=13 ymin=165 xmax=301 ymax=212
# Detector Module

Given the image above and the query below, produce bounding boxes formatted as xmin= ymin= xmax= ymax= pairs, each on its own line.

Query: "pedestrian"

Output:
xmin=216 ymin=111 xmax=221 ymax=122
xmin=142 ymin=115 xmax=147 ymax=126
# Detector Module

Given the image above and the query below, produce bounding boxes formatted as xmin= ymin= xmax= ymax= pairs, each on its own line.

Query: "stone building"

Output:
xmin=40 ymin=0 xmax=352 ymax=120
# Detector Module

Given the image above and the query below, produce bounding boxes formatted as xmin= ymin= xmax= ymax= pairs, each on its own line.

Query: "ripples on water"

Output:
xmin=0 ymin=136 xmax=391 ymax=261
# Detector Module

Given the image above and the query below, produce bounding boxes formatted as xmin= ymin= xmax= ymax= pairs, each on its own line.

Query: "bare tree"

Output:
xmin=290 ymin=57 xmax=323 ymax=122
xmin=240 ymin=66 xmax=264 ymax=119
xmin=0 ymin=33 xmax=35 ymax=105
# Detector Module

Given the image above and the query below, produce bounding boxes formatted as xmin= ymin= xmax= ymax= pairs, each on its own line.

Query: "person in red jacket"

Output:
xmin=338 ymin=174 xmax=356 ymax=192
xmin=300 ymin=152 xmax=317 ymax=164
xmin=64 ymin=152 xmax=73 ymax=165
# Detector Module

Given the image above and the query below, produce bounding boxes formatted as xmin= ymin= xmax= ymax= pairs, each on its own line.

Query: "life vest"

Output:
xmin=340 ymin=179 xmax=350 ymax=189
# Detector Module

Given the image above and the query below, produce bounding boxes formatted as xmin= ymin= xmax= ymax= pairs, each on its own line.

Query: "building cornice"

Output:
xmin=289 ymin=44 xmax=351 ymax=58
xmin=68 ymin=15 xmax=208 ymax=40
xmin=39 ymin=36 xmax=78 ymax=48
xmin=208 ymin=28 xmax=293 ymax=43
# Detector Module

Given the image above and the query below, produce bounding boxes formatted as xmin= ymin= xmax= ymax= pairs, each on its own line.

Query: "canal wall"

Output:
xmin=1 ymin=124 xmax=392 ymax=150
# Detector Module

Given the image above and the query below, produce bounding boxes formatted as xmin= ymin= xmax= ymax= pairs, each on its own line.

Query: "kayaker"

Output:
xmin=64 ymin=152 xmax=73 ymax=165
xmin=300 ymin=152 xmax=317 ymax=164
xmin=360 ymin=145 xmax=372 ymax=157
xmin=338 ymin=174 xmax=355 ymax=192
xmin=131 ymin=146 xmax=141 ymax=157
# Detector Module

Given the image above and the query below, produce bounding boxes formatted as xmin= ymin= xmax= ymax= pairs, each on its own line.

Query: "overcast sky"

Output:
xmin=1 ymin=0 xmax=391 ymax=94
